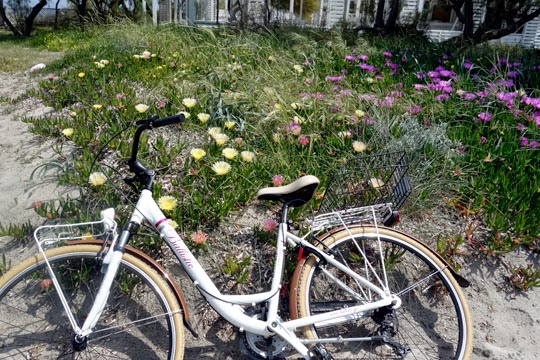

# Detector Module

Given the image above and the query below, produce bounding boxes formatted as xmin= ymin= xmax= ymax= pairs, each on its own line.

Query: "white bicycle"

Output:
xmin=0 ymin=115 xmax=472 ymax=359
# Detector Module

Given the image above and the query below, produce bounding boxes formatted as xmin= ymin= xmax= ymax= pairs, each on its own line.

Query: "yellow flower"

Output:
xmin=268 ymin=56 xmax=276 ymax=61
xmin=197 ymin=113 xmax=210 ymax=123
xmin=272 ymin=133 xmax=280 ymax=143
xmin=135 ymin=104 xmax=149 ymax=113
xmin=81 ymin=232 xmax=94 ymax=240
xmin=168 ymin=219 xmax=179 ymax=229
xmin=274 ymin=103 xmax=282 ymax=110
xmin=355 ymin=110 xmax=365 ymax=118
xmin=93 ymin=104 xmax=102 ymax=110
xmin=94 ymin=62 xmax=105 ymax=69
xmin=366 ymin=77 xmax=374 ymax=84
xmin=293 ymin=65 xmax=303 ymax=73
xmin=352 ymin=141 xmax=367 ymax=153
xmin=291 ymin=102 xmax=299 ymax=110
xmin=212 ymin=161 xmax=231 ymax=175
xmin=338 ymin=131 xmax=351 ymax=139
xmin=182 ymin=98 xmax=197 ymax=108
xmin=213 ymin=133 xmax=229 ymax=146
xmin=100 ymin=59 xmax=109 ymax=65
xmin=222 ymin=147 xmax=238 ymax=159
xmin=62 ymin=128 xmax=74 ymax=137
xmin=78 ymin=72 xmax=85 ymax=78
xmin=293 ymin=116 xmax=304 ymax=124
xmin=70 ymin=111 xmax=77 ymax=117
xmin=179 ymin=111 xmax=190 ymax=119
xmin=224 ymin=121 xmax=235 ymax=129
xmin=241 ymin=151 xmax=256 ymax=162
xmin=88 ymin=172 xmax=106 ymax=186
xmin=158 ymin=196 xmax=178 ymax=211
xmin=190 ymin=148 xmax=206 ymax=160
xmin=207 ymin=127 xmax=221 ymax=136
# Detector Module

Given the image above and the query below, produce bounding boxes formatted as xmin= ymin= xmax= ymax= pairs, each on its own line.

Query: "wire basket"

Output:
xmin=317 ymin=151 xmax=411 ymax=215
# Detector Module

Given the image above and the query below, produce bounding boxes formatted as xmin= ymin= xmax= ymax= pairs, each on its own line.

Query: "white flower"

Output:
xmin=212 ymin=161 xmax=231 ymax=175
xmin=182 ymin=98 xmax=197 ymax=108
xmin=197 ymin=113 xmax=210 ymax=123
xmin=240 ymin=151 xmax=256 ymax=162
xmin=222 ymin=147 xmax=238 ymax=159
xmin=352 ymin=141 xmax=367 ymax=153
xmin=135 ymin=104 xmax=149 ymax=113
xmin=207 ymin=127 xmax=221 ymax=136
xmin=89 ymin=172 xmax=107 ymax=186
xmin=190 ymin=148 xmax=206 ymax=160
xmin=213 ymin=133 xmax=229 ymax=146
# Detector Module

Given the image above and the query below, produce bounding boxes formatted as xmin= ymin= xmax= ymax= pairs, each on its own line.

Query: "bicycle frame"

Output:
xmin=58 ymin=188 xmax=398 ymax=358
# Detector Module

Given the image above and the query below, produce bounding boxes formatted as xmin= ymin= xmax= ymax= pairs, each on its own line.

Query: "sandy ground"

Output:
xmin=0 ymin=69 xmax=539 ymax=360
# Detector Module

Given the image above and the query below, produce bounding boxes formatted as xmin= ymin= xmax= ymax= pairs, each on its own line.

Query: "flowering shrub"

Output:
xmin=28 ymin=24 xmax=540 ymax=253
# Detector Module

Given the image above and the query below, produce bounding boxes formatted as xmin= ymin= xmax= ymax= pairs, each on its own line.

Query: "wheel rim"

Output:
xmin=0 ymin=249 xmax=177 ymax=359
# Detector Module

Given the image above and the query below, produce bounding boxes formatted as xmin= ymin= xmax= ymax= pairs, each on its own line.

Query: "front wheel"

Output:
xmin=0 ymin=244 xmax=184 ymax=359
xmin=291 ymin=226 xmax=472 ymax=359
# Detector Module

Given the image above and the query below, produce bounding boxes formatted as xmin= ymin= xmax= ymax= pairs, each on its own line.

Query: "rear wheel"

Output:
xmin=293 ymin=226 xmax=472 ymax=359
xmin=0 ymin=244 xmax=184 ymax=359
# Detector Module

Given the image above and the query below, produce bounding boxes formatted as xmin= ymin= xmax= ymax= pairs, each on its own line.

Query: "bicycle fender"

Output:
xmin=314 ymin=224 xmax=470 ymax=288
xmin=65 ymin=240 xmax=199 ymax=337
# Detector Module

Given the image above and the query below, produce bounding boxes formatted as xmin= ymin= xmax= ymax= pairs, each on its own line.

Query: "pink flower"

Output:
xmin=191 ymin=230 xmax=208 ymax=245
xmin=31 ymin=201 xmax=43 ymax=208
xmin=480 ymin=136 xmax=487 ymax=144
xmin=272 ymin=174 xmax=284 ymax=186
xmin=156 ymin=100 xmax=166 ymax=108
xmin=298 ymin=135 xmax=309 ymax=145
xmin=477 ymin=112 xmax=492 ymax=122
xmin=520 ymin=137 xmax=528 ymax=147
xmin=117 ymin=63 xmax=123 ymax=68
xmin=262 ymin=219 xmax=278 ymax=233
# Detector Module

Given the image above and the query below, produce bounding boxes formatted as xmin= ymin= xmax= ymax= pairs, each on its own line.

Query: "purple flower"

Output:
xmin=439 ymin=70 xmax=454 ymax=78
xmin=428 ymin=71 xmax=440 ymax=78
xmin=359 ymin=55 xmax=368 ymax=61
xmin=305 ymin=78 xmax=313 ymax=85
xmin=436 ymin=94 xmax=450 ymax=102
xmin=477 ymin=112 xmax=493 ymax=122
xmin=359 ymin=63 xmax=377 ymax=72
xmin=407 ymin=104 xmax=421 ymax=115
xmin=416 ymin=72 xmax=426 ymax=79
xmin=480 ymin=136 xmax=487 ymax=144
xmin=507 ymin=71 xmax=519 ymax=78
xmin=529 ymin=141 xmax=538 ymax=148
xmin=383 ymin=51 xmax=392 ymax=57
xmin=463 ymin=62 xmax=472 ymax=70
xmin=401 ymin=56 xmax=407 ymax=62
xmin=345 ymin=55 xmax=357 ymax=61
xmin=513 ymin=62 xmax=522 ymax=68
xmin=520 ymin=137 xmax=528 ymax=147
xmin=517 ymin=123 xmax=525 ymax=131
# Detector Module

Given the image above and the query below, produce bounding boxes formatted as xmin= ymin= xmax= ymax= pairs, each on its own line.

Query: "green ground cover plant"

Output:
xmin=16 ymin=23 xmax=540 ymax=259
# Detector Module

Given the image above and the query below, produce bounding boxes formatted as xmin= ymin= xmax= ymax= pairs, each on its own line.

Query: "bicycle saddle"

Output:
xmin=257 ymin=175 xmax=320 ymax=207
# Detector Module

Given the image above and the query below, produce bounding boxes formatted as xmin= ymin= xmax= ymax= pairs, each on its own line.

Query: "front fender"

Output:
xmin=65 ymin=240 xmax=198 ymax=337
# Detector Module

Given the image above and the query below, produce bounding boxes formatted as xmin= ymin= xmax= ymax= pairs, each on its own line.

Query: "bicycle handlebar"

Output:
xmin=127 ymin=114 xmax=186 ymax=190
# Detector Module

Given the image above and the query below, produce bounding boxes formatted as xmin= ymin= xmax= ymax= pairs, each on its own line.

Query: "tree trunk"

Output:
xmin=0 ymin=0 xmax=21 ymax=36
xmin=385 ymin=0 xmax=400 ymax=34
xmin=374 ymin=0 xmax=385 ymax=29
xmin=23 ymin=0 xmax=47 ymax=36
xmin=54 ymin=0 xmax=61 ymax=29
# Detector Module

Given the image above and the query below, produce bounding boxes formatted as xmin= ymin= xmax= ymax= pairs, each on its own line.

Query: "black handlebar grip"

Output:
xmin=153 ymin=114 xmax=185 ymax=128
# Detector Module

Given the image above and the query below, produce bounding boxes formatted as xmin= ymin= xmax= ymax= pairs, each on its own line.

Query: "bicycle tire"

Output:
xmin=292 ymin=226 xmax=472 ymax=359
xmin=0 ymin=244 xmax=185 ymax=359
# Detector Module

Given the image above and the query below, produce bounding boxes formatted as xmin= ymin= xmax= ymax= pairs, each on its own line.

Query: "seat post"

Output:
xmin=279 ymin=203 xmax=290 ymax=224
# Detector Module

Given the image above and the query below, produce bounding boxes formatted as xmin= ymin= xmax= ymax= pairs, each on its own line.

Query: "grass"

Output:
xmin=0 ymin=31 xmax=64 ymax=72
xmin=7 ymin=23 xmax=540 ymax=266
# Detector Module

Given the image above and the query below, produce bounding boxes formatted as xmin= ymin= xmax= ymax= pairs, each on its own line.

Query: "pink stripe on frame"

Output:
xmin=155 ymin=218 xmax=168 ymax=227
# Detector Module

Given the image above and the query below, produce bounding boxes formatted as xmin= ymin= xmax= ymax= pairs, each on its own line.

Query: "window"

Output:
xmin=427 ymin=0 xmax=463 ymax=31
